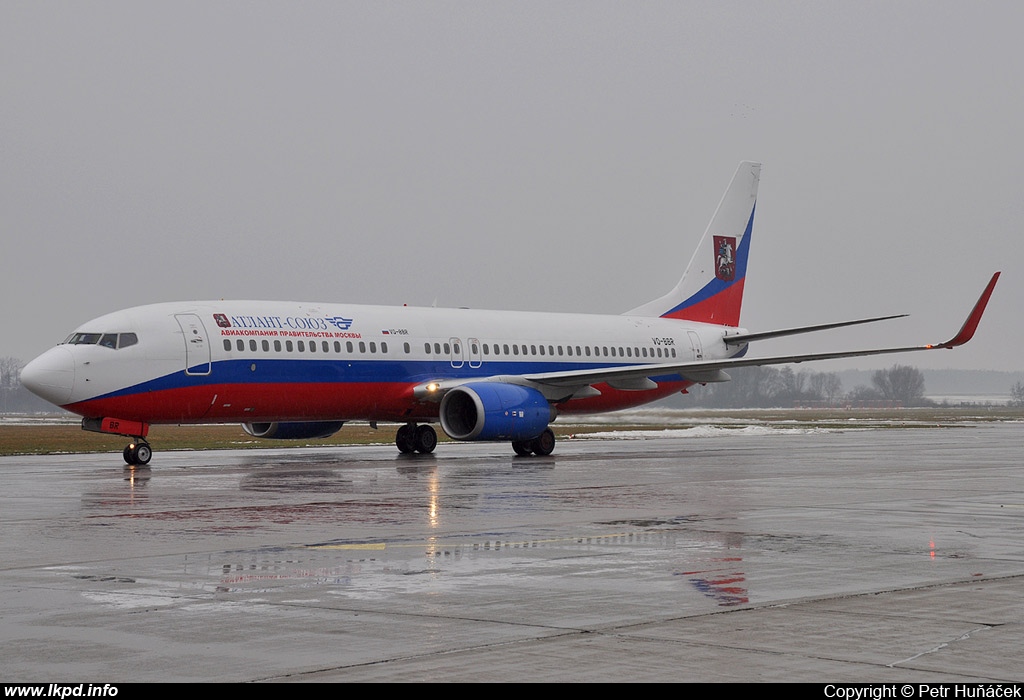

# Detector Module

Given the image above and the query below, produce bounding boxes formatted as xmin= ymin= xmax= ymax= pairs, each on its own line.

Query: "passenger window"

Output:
xmin=274 ymin=340 xmax=282 ymax=352
xmin=404 ymin=342 xmax=410 ymax=353
xmin=369 ymin=342 xmax=377 ymax=353
xmin=224 ymin=339 xmax=232 ymax=351
xmin=236 ymin=340 xmax=244 ymax=352
xmin=503 ymin=344 xmax=509 ymax=355
xmin=322 ymin=341 xmax=329 ymax=352
xmin=434 ymin=343 xmax=441 ymax=354
xmin=262 ymin=340 xmax=270 ymax=352
xmin=286 ymin=341 xmax=293 ymax=352
xmin=309 ymin=341 xmax=316 ymax=353
xmin=483 ymin=344 xmax=489 ymax=355
xmin=249 ymin=339 xmax=257 ymax=352
xmin=444 ymin=343 xmax=451 ymax=354
xmin=381 ymin=342 xmax=388 ymax=353
xmin=334 ymin=341 xmax=341 ymax=353
xmin=298 ymin=341 xmax=305 ymax=352
xmin=347 ymin=341 xmax=354 ymax=353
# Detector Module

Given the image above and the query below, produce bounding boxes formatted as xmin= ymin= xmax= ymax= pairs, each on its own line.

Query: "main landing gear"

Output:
xmin=396 ymin=423 xmax=438 ymax=454
xmin=123 ymin=440 xmax=153 ymax=466
xmin=395 ymin=424 xmax=556 ymax=456
xmin=511 ymin=428 xmax=555 ymax=457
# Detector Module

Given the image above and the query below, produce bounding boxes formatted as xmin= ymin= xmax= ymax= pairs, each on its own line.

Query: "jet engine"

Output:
xmin=242 ymin=421 xmax=345 ymax=440
xmin=439 ymin=383 xmax=555 ymax=441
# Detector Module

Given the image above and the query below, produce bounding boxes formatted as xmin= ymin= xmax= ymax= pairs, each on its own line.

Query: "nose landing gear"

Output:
xmin=81 ymin=417 xmax=154 ymax=466
xmin=123 ymin=441 xmax=153 ymax=466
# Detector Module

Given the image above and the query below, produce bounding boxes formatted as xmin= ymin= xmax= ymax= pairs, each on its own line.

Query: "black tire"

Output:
xmin=123 ymin=446 xmax=133 ymax=465
xmin=511 ymin=440 xmax=533 ymax=456
xmin=531 ymin=429 xmax=555 ymax=456
xmin=131 ymin=443 xmax=153 ymax=465
xmin=413 ymin=425 xmax=437 ymax=453
xmin=396 ymin=424 xmax=416 ymax=454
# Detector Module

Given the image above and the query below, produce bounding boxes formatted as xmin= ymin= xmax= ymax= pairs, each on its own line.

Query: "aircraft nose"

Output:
xmin=21 ymin=347 xmax=75 ymax=406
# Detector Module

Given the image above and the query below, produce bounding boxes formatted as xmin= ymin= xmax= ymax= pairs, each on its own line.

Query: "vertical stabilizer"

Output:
xmin=627 ymin=161 xmax=760 ymax=326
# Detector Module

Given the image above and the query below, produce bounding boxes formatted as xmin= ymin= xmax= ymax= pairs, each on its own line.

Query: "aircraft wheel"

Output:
xmin=511 ymin=440 xmax=533 ymax=456
xmin=531 ymin=429 xmax=555 ymax=456
xmin=396 ymin=424 xmax=416 ymax=454
xmin=123 ymin=446 xmax=133 ymax=464
xmin=413 ymin=425 xmax=437 ymax=453
xmin=131 ymin=443 xmax=153 ymax=466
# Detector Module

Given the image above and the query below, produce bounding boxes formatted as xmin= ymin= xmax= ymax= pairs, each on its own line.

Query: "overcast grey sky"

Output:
xmin=2 ymin=1 xmax=1021 ymax=371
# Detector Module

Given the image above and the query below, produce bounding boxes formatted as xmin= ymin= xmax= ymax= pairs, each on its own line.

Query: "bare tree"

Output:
xmin=872 ymin=364 xmax=927 ymax=406
xmin=0 ymin=357 xmax=23 ymax=413
xmin=1010 ymin=381 xmax=1024 ymax=407
xmin=807 ymin=371 xmax=844 ymax=405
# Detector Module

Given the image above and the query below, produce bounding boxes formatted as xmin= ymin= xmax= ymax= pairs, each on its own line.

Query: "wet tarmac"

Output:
xmin=1 ymin=423 xmax=1022 ymax=682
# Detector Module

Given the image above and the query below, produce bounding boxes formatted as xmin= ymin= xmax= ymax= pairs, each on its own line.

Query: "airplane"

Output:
xmin=20 ymin=162 xmax=1000 ymax=466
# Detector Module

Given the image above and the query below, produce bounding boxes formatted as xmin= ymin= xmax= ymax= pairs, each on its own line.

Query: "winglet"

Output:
xmin=933 ymin=272 xmax=1000 ymax=349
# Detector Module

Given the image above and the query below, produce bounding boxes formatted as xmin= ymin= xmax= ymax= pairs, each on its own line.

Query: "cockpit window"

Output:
xmin=65 ymin=333 xmax=103 ymax=345
xmin=63 ymin=332 xmax=139 ymax=349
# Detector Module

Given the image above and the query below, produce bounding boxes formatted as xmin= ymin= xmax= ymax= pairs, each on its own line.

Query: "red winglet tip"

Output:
xmin=937 ymin=272 xmax=1000 ymax=349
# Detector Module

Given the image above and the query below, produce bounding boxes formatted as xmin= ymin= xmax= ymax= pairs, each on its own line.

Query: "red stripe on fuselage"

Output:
xmin=63 ymin=380 xmax=693 ymax=425
xmin=65 ymin=382 xmax=429 ymax=424
xmin=556 ymin=381 xmax=691 ymax=414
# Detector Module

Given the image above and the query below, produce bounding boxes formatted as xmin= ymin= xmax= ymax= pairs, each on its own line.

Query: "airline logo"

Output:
xmin=326 ymin=316 xmax=354 ymax=330
xmin=212 ymin=313 xmax=355 ymax=331
xmin=714 ymin=236 xmax=736 ymax=282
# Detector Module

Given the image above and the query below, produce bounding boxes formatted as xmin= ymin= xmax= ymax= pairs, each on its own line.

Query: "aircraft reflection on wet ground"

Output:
xmin=2 ymin=424 xmax=1023 ymax=681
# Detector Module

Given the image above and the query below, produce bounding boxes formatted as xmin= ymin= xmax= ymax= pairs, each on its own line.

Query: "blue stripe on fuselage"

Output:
xmin=88 ymin=357 xmax=660 ymax=402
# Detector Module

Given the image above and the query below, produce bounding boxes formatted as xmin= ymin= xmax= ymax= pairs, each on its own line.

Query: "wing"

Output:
xmin=414 ymin=272 xmax=1000 ymax=402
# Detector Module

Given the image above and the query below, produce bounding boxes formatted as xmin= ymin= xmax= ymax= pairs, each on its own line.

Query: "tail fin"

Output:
xmin=627 ymin=161 xmax=760 ymax=326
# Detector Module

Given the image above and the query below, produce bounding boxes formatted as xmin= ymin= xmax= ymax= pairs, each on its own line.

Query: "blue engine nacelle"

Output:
xmin=242 ymin=421 xmax=345 ymax=440
xmin=439 ymin=383 xmax=555 ymax=441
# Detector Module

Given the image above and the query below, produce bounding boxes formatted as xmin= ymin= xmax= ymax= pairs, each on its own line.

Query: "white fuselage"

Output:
xmin=22 ymin=300 xmax=740 ymax=425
